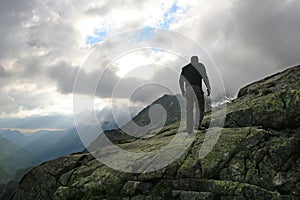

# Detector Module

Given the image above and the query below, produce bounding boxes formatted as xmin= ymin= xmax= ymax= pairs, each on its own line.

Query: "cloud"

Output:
xmin=0 ymin=0 xmax=299 ymax=122
xmin=48 ymin=61 xmax=80 ymax=94
xmin=48 ymin=59 xmax=158 ymax=101
xmin=173 ymin=0 xmax=300 ymax=96
xmin=85 ymin=0 xmax=141 ymax=15
xmin=221 ymin=0 xmax=300 ymax=94
xmin=228 ymin=0 xmax=300 ymax=67
xmin=0 ymin=65 xmax=9 ymax=77
xmin=159 ymin=1 xmax=186 ymax=29
xmin=0 ymin=0 xmax=188 ymax=118
xmin=0 ymin=0 xmax=86 ymax=116
xmin=96 ymin=102 xmax=144 ymax=130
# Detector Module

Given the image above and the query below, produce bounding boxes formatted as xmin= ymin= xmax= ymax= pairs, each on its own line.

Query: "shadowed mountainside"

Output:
xmin=0 ymin=136 xmax=39 ymax=183
xmin=12 ymin=65 xmax=300 ymax=199
xmin=0 ymin=128 xmax=85 ymax=163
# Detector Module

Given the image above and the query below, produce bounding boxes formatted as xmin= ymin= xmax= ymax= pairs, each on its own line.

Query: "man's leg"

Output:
xmin=197 ymin=91 xmax=205 ymax=126
xmin=195 ymin=99 xmax=200 ymax=128
xmin=193 ymin=87 xmax=204 ymax=129
xmin=186 ymin=87 xmax=194 ymax=134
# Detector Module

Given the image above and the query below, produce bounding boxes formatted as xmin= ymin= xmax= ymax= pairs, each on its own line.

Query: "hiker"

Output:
xmin=179 ymin=56 xmax=211 ymax=134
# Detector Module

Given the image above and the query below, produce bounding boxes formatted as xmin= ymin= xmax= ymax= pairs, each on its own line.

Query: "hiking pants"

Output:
xmin=186 ymin=86 xmax=204 ymax=133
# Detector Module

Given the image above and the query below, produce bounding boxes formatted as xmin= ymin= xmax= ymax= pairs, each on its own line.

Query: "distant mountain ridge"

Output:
xmin=0 ymin=128 xmax=85 ymax=163
xmin=0 ymin=136 xmax=39 ymax=183
xmin=0 ymin=127 xmax=86 ymax=188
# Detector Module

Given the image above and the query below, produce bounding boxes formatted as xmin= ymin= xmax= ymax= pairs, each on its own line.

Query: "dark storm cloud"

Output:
xmin=229 ymin=0 xmax=300 ymax=67
xmin=48 ymin=61 xmax=80 ymax=94
xmin=197 ymin=0 xmax=300 ymax=96
xmin=48 ymin=60 xmax=149 ymax=100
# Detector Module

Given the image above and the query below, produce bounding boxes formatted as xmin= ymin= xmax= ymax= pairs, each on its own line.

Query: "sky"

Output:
xmin=0 ymin=0 xmax=299 ymax=130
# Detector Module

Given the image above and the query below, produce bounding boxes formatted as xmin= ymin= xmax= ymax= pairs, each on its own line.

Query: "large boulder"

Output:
xmin=225 ymin=65 xmax=300 ymax=130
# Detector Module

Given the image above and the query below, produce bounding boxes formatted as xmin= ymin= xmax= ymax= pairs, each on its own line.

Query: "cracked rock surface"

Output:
xmin=12 ymin=66 xmax=300 ymax=200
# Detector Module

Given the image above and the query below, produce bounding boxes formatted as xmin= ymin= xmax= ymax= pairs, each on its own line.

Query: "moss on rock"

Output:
xmin=12 ymin=66 xmax=300 ymax=199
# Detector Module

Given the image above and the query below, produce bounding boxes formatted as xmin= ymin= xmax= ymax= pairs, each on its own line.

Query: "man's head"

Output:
xmin=191 ymin=56 xmax=199 ymax=65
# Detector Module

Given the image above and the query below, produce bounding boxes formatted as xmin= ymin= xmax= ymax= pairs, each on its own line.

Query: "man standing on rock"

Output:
xmin=179 ymin=56 xmax=211 ymax=134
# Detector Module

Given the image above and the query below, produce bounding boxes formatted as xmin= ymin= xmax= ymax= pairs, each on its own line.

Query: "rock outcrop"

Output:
xmin=12 ymin=66 xmax=300 ymax=200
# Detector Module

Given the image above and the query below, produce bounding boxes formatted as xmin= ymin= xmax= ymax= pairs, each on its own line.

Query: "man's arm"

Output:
xmin=199 ymin=64 xmax=211 ymax=96
xmin=179 ymin=74 xmax=185 ymax=97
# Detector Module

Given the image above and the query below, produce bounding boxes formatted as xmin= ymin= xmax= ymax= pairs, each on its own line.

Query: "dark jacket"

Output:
xmin=179 ymin=62 xmax=211 ymax=94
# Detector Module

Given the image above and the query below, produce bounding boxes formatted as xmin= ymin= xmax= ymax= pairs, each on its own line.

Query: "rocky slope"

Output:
xmin=12 ymin=65 xmax=300 ymax=199
xmin=0 ymin=136 xmax=39 ymax=183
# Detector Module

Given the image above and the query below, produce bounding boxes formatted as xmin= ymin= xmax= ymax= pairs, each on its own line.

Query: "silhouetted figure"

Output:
xmin=179 ymin=56 xmax=211 ymax=134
